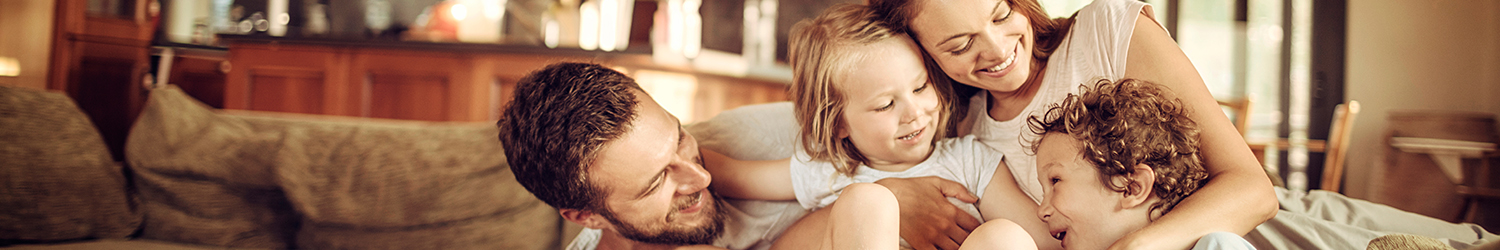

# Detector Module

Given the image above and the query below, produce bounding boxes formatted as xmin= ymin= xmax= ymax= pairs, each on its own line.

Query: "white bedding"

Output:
xmin=686 ymin=102 xmax=1499 ymax=250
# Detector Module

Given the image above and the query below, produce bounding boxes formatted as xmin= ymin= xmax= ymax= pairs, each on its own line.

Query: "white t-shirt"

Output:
xmin=789 ymin=136 xmax=1003 ymax=222
xmin=566 ymin=199 xmax=808 ymax=250
xmin=967 ymin=0 xmax=1152 ymax=204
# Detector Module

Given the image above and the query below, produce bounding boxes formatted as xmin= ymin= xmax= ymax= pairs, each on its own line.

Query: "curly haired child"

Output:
xmin=1027 ymin=79 xmax=1256 ymax=250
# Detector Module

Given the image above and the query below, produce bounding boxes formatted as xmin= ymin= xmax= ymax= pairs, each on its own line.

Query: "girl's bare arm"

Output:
xmin=701 ymin=148 xmax=797 ymax=201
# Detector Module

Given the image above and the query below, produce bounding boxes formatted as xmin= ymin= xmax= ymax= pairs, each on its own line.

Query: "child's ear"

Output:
xmin=560 ymin=208 xmax=612 ymax=230
xmin=1119 ymin=163 xmax=1156 ymax=209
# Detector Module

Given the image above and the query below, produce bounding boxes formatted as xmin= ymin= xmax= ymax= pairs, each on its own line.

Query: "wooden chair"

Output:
xmin=1218 ymin=98 xmax=1253 ymax=137
xmin=1458 ymin=152 xmax=1499 ymax=224
xmin=1320 ymin=100 xmax=1361 ymax=193
xmin=1222 ymin=97 xmax=1288 ymax=186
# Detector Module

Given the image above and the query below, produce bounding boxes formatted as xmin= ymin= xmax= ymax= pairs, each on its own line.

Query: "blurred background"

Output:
xmin=1 ymin=0 xmax=1498 ymax=230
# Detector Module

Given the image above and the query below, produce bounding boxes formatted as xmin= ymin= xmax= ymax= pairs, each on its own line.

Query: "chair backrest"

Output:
xmin=1219 ymin=98 xmax=1253 ymax=137
xmin=1321 ymin=100 xmax=1361 ymax=193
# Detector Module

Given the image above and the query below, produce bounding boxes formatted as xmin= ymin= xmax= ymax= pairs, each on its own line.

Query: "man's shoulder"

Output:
xmin=567 ymin=228 xmax=602 ymax=250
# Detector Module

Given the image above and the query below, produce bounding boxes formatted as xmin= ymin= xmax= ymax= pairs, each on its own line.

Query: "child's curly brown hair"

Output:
xmin=1026 ymin=79 xmax=1210 ymax=218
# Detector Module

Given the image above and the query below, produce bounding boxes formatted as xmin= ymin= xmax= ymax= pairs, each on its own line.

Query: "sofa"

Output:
xmin=0 ymin=85 xmax=580 ymax=249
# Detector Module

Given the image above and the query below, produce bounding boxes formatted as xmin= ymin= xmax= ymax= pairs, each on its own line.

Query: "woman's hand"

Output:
xmin=874 ymin=176 xmax=982 ymax=250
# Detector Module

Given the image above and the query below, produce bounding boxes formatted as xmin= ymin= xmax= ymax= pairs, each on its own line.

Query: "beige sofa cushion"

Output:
xmin=127 ymin=86 xmax=563 ymax=250
xmin=3 ymin=238 xmax=264 ymax=250
xmin=0 ymin=86 xmax=139 ymax=242
xmin=126 ymin=86 xmax=300 ymax=248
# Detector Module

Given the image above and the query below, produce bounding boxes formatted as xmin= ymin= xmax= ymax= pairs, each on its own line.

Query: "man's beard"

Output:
xmin=599 ymin=191 xmax=728 ymax=245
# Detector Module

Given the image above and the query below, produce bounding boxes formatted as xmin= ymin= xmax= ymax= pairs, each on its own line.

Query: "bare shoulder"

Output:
xmin=1122 ymin=11 xmax=1203 ymax=91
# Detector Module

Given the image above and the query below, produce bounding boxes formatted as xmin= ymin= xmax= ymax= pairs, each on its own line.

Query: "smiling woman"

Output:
xmin=866 ymin=0 xmax=1280 ymax=249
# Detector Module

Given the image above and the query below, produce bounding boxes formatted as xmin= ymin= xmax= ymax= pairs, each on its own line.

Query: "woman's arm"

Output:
xmin=701 ymin=148 xmax=797 ymax=201
xmin=977 ymin=161 xmax=1062 ymax=250
xmin=1115 ymin=11 xmax=1279 ymax=250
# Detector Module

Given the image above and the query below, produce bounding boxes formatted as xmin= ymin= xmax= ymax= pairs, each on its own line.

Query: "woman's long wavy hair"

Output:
xmin=1026 ymin=79 xmax=1209 ymax=218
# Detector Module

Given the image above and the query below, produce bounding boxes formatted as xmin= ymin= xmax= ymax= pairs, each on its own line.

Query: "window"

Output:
xmin=1053 ymin=0 xmax=1345 ymax=192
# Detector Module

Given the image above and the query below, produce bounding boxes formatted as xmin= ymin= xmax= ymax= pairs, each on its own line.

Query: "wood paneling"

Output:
xmin=168 ymin=55 xmax=228 ymax=108
xmin=223 ymin=39 xmax=789 ymax=123
xmin=225 ymin=45 xmax=347 ymax=115
xmin=351 ymin=50 xmax=472 ymax=121
xmin=247 ymin=68 xmax=325 ymax=114
xmin=488 ymin=77 xmax=517 ymax=121
xmin=473 ymin=54 xmax=593 ymax=121
xmin=692 ymin=73 xmax=787 ymax=123
xmin=367 ymin=72 xmax=450 ymax=121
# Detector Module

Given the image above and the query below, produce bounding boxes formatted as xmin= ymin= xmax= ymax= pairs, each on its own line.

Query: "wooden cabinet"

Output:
xmin=161 ymin=49 xmax=230 ymax=109
xmin=226 ymin=43 xmax=346 ymax=116
xmin=48 ymin=0 xmax=158 ymax=161
xmin=224 ymin=39 xmax=787 ymax=123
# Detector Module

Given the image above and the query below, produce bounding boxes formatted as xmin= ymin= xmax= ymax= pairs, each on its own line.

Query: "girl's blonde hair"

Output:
xmin=788 ymin=3 xmax=955 ymax=177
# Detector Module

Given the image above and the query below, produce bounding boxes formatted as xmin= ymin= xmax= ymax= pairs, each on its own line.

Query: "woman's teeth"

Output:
xmin=982 ymin=42 xmax=1022 ymax=73
xmin=1052 ymin=231 xmax=1067 ymax=240
xmin=982 ymin=53 xmax=1016 ymax=72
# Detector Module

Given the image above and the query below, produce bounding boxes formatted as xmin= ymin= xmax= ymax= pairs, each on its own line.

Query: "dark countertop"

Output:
xmin=217 ymin=34 xmax=650 ymax=58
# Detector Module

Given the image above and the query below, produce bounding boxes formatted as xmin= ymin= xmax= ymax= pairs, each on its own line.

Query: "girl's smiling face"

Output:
xmin=837 ymin=36 xmax=942 ymax=170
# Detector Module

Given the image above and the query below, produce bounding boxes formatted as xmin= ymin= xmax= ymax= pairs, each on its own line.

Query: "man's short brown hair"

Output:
xmin=498 ymin=62 xmax=642 ymax=212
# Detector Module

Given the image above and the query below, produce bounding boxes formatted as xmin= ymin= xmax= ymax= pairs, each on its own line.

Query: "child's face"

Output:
xmin=837 ymin=37 xmax=942 ymax=169
xmin=1034 ymin=132 xmax=1151 ymax=250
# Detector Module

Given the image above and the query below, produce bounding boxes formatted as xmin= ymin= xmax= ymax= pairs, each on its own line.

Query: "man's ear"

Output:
xmin=560 ymin=208 xmax=613 ymax=230
xmin=1119 ymin=163 xmax=1156 ymax=209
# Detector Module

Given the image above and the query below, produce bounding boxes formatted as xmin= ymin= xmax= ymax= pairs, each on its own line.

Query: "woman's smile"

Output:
xmin=976 ymin=39 xmax=1024 ymax=78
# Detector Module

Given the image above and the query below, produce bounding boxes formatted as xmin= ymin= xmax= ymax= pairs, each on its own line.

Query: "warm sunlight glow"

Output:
xmin=545 ymin=19 xmax=560 ymax=48
xmin=580 ymin=1 xmax=599 ymax=50
xmin=484 ymin=0 xmax=504 ymax=20
xmin=682 ymin=0 xmax=701 ymax=58
xmin=451 ymin=3 xmax=468 ymax=21
xmin=633 ymin=70 xmax=700 ymax=122
xmin=0 ymin=57 xmax=20 ymax=77
xmin=600 ymin=0 xmax=618 ymax=51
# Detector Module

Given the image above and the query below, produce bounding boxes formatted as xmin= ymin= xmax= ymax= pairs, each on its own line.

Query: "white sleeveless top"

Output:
xmin=788 ymin=136 xmax=1003 ymax=221
xmin=967 ymin=0 xmax=1154 ymax=203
